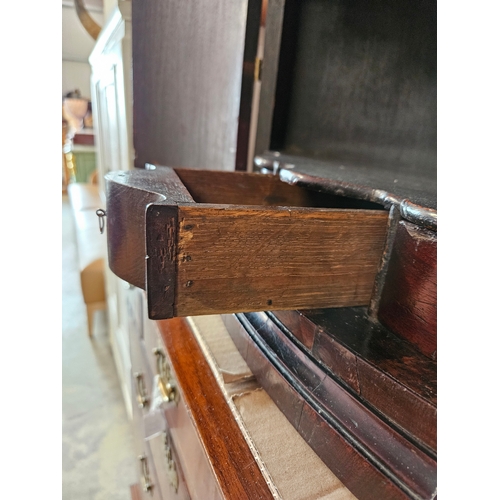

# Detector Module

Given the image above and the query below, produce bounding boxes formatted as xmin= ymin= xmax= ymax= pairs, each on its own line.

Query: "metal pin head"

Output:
xmin=96 ymin=209 xmax=107 ymax=234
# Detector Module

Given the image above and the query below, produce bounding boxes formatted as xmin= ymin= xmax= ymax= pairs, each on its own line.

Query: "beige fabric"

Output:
xmin=191 ymin=315 xmax=254 ymax=383
xmin=233 ymin=389 xmax=356 ymax=500
xmin=189 ymin=315 xmax=357 ymax=500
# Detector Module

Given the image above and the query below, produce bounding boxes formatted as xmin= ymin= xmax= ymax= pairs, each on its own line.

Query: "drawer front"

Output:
xmin=148 ymin=429 xmax=191 ymax=500
xmin=128 ymin=292 xmax=185 ymax=499
xmin=143 ymin=318 xmax=222 ymax=500
xmin=130 ymin=367 xmax=146 ymax=457
xmin=106 ymin=167 xmax=389 ymax=321
xmin=130 ymin=367 xmax=162 ymax=500
xmin=142 ymin=293 xmax=162 ymax=377
xmin=142 ymin=295 xmax=179 ymax=413
xmin=130 ymin=312 xmax=154 ymax=417
xmin=127 ymin=284 xmax=144 ymax=340
xmin=135 ymin=440 xmax=163 ymax=500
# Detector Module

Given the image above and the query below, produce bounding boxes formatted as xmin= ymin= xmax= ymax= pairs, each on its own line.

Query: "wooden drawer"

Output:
xmin=105 ymin=166 xmax=389 ymax=320
xmin=160 ymin=397 xmax=221 ymax=500
xmin=137 ymin=291 xmax=219 ymax=499
xmin=127 ymin=284 xmax=145 ymax=341
xmin=129 ymin=341 xmax=152 ymax=466
xmin=129 ymin=310 xmax=154 ymax=418
xmin=135 ymin=440 xmax=163 ymax=500
xmin=142 ymin=293 xmax=163 ymax=378
xmin=142 ymin=312 xmax=221 ymax=499
xmin=148 ymin=429 xmax=191 ymax=500
xmin=129 ymin=353 xmax=162 ymax=500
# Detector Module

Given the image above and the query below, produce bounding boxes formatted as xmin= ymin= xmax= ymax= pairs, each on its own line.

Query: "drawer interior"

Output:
xmin=174 ymin=168 xmax=384 ymax=210
xmin=106 ymin=166 xmax=390 ymax=319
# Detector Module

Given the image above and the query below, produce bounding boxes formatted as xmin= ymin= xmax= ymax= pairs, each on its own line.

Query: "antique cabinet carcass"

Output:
xmin=101 ymin=0 xmax=437 ymax=498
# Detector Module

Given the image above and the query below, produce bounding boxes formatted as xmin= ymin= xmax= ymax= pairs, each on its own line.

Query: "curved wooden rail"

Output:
xmin=74 ymin=0 xmax=101 ymax=40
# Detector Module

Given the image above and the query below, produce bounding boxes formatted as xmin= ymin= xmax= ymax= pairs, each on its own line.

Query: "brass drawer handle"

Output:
xmin=152 ymin=347 xmax=171 ymax=379
xmin=138 ymin=455 xmax=153 ymax=495
xmin=153 ymin=348 xmax=176 ymax=402
xmin=134 ymin=372 xmax=149 ymax=409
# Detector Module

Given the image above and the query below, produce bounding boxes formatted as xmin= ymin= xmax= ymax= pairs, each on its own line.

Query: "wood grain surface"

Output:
xmin=174 ymin=168 xmax=317 ymax=206
xmin=174 ymin=205 xmax=389 ymax=316
xmin=106 ymin=166 xmax=390 ymax=318
xmin=174 ymin=167 xmax=384 ymax=209
xmin=146 ymin=205 xmax=179 ymax=319
xmin=228 ymin=313 xmax=437 ymax=500
xmin=132 ymin=0 xmax=251 ymax=172
xmin=272 ymin=308 xmax=437 ymax=454
xmin=137 ymin=293 xmax=224 ymax=500
xmin=105 ymin=167 xmax=194 ymax=289
xmin=156 ymin=317 xmax=274 ymax=500
xmin=378 ymin=220 xmax=437 ymax=359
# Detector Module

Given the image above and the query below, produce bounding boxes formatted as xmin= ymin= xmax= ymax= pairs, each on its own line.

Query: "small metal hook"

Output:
xmin=96 ymin=209 xmax=107 ymax=234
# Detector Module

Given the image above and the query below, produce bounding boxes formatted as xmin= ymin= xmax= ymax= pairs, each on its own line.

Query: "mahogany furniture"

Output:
xmin=124 ymin=286 xmax=361 ymax=500
xmin=104 ymin=161 xmax=436 ymax=500
xmin=101 ymin=0 xmax=436 ymax=498
xmin=105 ymin=166 xmax=389 ymax=319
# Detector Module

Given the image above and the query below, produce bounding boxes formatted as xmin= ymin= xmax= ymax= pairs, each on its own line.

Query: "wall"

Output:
xmin=62 ymin=61 xmax=93 ymax=99
xmin=62 ymin=1 xmax=105 ymax=98
xmin=103 ymin=0 xmax=119 ymax=24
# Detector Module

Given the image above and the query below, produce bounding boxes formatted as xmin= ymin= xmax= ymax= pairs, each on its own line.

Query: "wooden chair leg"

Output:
xmin=86 ymin=304 xmax=95 ymax=337
xmin=86 ymin=301 xmax=107 ymax=337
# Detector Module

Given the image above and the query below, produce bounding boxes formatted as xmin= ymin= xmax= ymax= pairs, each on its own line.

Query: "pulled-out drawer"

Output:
xmin=129 ymin=298 xmax=154 ymax=419
xmin=105 ymin=166 xmax=389 ymax=320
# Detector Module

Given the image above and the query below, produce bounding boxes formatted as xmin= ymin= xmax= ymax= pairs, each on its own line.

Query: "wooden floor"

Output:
xmin=62 ymin=194 xmax=137 ymax=499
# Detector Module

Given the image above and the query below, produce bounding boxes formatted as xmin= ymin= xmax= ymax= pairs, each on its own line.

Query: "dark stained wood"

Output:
xmin=175 ymin=204 xmax=388 ymax=316
xmin=105 ymin=167 xmax=194 ymax=289
xmin=378 ymin=220 xmax=437 ymax=359
xmin=156 ymin=317 xmax=274 ymax=500
xmin=145 ymin=205 xmax=179 ymax=320
xmin=227 ymin=312 xmax=437 ymax=500
xmin=247 ymin=312 xmax=436 ymax=474
xmin=106 ymin=166 xmax=389 ymax=319
xmin=235 ymin=0 xmax=263 ymax=171
xmin=174 ymin=167 xmax=384 ymax=209
xmin=355 ymin=356 xmax=436 ymax=453
xmin=119 ymin=3 xmax=439 ymax=499
xmin=293 ymin=309 xmax=436 ymax=405
xmin=254 ymin=0 xmax=286 ymax=157
xmin=275 ymin=165 xmax=436 ymax=230
xmin=271 ymin=309 xmax=316 ymax=350
xmin=266 ymin=0 xmax=436 ymax=178
xmin=132 ymin=0 xmax=254 ymax=172
xmin=174 ymin=168 xmax=319 ymax=206
xmin=273 ymin=308 xmax=436 ymax=453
